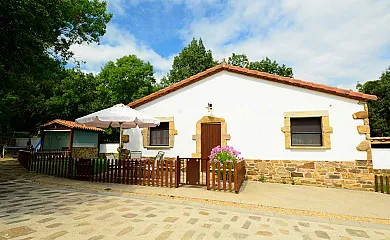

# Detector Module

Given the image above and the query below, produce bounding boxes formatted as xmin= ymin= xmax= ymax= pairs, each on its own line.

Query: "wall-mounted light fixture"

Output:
xmin=206 ymin=103 xmax=213 ymax=115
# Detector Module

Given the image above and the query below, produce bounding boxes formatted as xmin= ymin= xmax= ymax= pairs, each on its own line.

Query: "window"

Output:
xmin=291 ymin=117 xmax=322 ymax=146
xmin=282 ymin=111 xmax=332 ymax=149
xmin=141 ymin=117 xmax=178 ymax=149
xmin=150 ymin=122 xmax=169 ymax=146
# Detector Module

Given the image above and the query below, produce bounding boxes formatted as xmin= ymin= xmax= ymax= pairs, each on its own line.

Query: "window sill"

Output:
xmin=145 ymin=146 xmax=172 ymax=149
xmin=289 ymin=146 xmax=329 ymax=150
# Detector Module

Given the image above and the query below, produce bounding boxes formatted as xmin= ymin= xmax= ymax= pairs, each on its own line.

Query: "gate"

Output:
xmin=177 ymin=157 xmax=207 ymax=186
xmin=75 ymin=158 xmax=93 ymax=181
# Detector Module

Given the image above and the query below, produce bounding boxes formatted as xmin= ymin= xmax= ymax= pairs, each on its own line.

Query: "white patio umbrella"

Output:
xmin=75 ymin=103 xmax=160 ymax=153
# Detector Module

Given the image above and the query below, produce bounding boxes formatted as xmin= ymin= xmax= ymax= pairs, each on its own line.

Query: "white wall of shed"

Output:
xmin=372 ymin=148 xmax=390 ymax=169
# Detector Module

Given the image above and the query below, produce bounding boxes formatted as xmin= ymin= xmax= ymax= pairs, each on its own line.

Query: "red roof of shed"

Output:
xmin=40 ymin=119 xmax=104 ymax=132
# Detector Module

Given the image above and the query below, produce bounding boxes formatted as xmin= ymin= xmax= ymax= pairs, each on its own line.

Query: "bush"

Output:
xmin=209 ymin=145 xmax=242 ymax=181
xmin=208 ymin=145 xmax=242 ymax=165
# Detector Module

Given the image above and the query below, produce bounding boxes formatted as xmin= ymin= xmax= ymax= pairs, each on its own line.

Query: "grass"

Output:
xmin=259 ymin=176 xmax=265 ymax=182
xmin=375 ymin=182 xmax=389 ymax=193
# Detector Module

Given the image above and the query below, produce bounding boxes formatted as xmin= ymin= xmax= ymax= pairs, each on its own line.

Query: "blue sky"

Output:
xmin=71 ymin=0 xmax=390 ymax=90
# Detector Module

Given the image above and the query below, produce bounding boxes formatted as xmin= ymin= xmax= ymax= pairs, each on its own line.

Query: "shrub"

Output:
xmin=209 ymin=145 xmax=243 ymax=180
xmin=208 ymin=145 xmax=243 ymax=165
xmin=258 ymin=175 xmax=265 ymax=182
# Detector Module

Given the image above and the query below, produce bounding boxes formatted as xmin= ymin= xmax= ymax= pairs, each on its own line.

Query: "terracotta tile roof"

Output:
xmin=128 ymin=63 xmax=377 ymax=108
xmin=40 ymin=119 xmax=104 ymax=132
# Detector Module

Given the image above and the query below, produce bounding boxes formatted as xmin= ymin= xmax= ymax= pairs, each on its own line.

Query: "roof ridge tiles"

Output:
xmin=128 ymin=64 xmax=377 ymax=108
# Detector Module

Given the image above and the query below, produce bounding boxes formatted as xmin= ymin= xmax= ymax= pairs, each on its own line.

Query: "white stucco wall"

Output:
xmin=372 ymin=149 xmax=390 ymax=169
xmin=99 ymin=143 xmax=119 ymax=153
xmin=124 ymin=71 xmax=367 ymax=161
xmin=15 ymin=138 xmax=40 ymax=147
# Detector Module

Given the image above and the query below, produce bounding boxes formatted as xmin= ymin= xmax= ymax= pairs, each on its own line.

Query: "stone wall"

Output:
xmin=374 ymin=169 xmax=390 ymax=175
xmin=246 ymin=159 xmax=375 ymax=191
xmin=72 ymin=147 xmax=98 ymax=158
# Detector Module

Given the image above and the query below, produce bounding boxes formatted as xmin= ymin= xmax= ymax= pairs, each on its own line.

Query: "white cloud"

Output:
xmin=105 ymin=0 xmax=141 ymax=15
xmin=179 ymin=0 xmax=390 ymax=87
xmin=72 ymin=0 xmax=390 ymax=88
xmin=70 ymin=24 xmax=173 ymax=80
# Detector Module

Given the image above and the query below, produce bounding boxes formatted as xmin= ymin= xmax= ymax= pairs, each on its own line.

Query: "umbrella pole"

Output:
xmin=119 ymin=122 xmax=123 ymax=160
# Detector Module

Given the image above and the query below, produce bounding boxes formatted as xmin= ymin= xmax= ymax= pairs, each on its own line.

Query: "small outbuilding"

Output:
xmin=40 ymin=119 xmax=104 ymax=158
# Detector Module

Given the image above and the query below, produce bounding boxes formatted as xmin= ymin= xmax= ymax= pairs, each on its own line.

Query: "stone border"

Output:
xmin=281 ymin=111 xmax=333 ymax=149
xmin=72 ymin=147 xmax=98 ymax=158
xmin=354 ymin=103 xmax=373 ymax=162
xmin=141 ymin=117 xmax=178 ymax=149
xmin=31 ymin=179 xmax=390 ymax=225
xmin=191 ymin=116 xmax=230 ymax=158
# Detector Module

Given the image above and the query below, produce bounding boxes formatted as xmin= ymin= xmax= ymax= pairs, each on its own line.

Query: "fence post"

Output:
xmin=375 ymin=175 xmax=378 ymax=192
xmin=67 ymin=157 xmax=72 ymax=179
xmin=206 ymin=160 xmax=210 ymax=190
xmin=27 ymin=151 xmax=32 ymax=170
xmin=175 ymin=156 xmax=180 ymax=188
xmin=380 ymin=176 xmax=384 ymax=193
xmin=223 ymin=162 xmax=227 ymax=191
xmin=234 ymin=162 xmax=238 ymax=193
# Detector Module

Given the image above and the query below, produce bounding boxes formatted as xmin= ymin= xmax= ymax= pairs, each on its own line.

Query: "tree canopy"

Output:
xmin=227 ymin=53 xmax=250 ymax=68
xmin=357 ymin=67 xmax=390 ymax=137
xmin=160 ymin=38 xmax=217 ymax=87
xmin=43 ymin=55 xmax=157 ymax=126
xmin=0 ymin=0 xmax=112 ymax=135
xmin=0 ymin=0 xmax=112 ymax=87
xmin=228 ymin=53 xmax=294 ymax=78
xmin=98 ymin=55 xmax=157 ymax=105
xmin=44 ymin=69 xmax=101 ymax=122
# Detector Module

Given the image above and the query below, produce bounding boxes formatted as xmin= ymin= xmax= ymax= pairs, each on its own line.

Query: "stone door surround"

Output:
xmin=192 ymin=116 xmax=231 ymax=158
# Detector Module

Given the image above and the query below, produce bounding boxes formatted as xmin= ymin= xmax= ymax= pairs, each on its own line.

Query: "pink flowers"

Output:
xmin=208 ymin=145 xmax=243 ymax=165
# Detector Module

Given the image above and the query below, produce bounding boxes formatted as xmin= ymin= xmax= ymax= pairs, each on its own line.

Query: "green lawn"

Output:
xmin=375 ymin=182 xmax=389 ymax=193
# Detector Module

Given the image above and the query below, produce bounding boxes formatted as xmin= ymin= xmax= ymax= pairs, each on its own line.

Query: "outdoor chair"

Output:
xmin=144 ymin=151 xmax=165 ymax=175
xmin=129 ymin=151 xmax=142 ymax=159
xmin=155 ymin=151 xmax=165 ymax=161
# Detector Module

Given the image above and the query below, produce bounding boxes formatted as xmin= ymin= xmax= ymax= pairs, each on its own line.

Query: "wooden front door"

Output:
xmin=201 ymin=123 xmax=221 ymax=172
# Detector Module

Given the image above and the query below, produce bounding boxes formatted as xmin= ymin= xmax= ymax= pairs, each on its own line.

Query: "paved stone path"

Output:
xmin=0 ymin=159 xmax=389 ymax=240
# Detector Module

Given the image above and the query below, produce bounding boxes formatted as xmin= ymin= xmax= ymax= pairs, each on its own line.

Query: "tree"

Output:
xmin=98 ymin=55 xmax=157 ymax=105
xmin=44 ymin=69 xmax=101 ymax=122
xmin=0 ymin=0 xmax=112 ymax=135
xmin=227 ymin=53 xmax=294 ymax=78
xmin=0 ymin=58 xmax=65 ymax=135
xmin=0 ymin=0 xmax=112 ymax=89
xmin=164 ymin=38 xmax=217 ymax=87
xmin=228 ymin=53 xmax=249 ymax=68
xmin=357 ymin=67 xmax=390 ymax=137
xmin=249 ymin=57 xmax=293 ymax=78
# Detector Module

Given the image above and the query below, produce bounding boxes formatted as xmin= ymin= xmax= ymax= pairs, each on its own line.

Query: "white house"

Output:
xmin=124 ymin=63 xmax=378 ymax=190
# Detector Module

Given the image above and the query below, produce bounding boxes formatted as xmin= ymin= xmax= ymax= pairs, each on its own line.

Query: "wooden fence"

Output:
xmin=206 ymin=160 xmax=246 ymax=193
xmin=177 ymin=158 xmax=207 ymax=186
xmin=20 ymin=151 xmax=178 ymax=188
xmin=18 ymin=151 xmax=246 ymax=193
xmin=234 ymin=160 xmax=246 ymax=193
xmin=375 ymin=175 xmax=390 ymax=194
xmin=18 ymin=150 xmax=30 ymax=169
